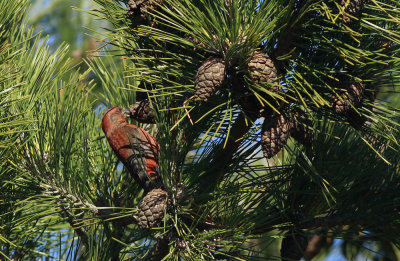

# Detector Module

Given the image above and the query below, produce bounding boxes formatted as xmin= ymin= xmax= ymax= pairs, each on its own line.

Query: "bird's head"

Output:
xmin=102 ymin=106 xmax=130 ymax=132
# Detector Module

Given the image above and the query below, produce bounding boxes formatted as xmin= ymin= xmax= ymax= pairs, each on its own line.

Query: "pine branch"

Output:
xmin=40 ymin=183 xmax=98 ymax=248
xmin=197 ymin=112 xmax=257 ymax=195
xmin=41 ymin=184 xmax=99 ymax=215
xmin=42 ymin=182 xmax=138 ymax=223
xmin=249 ymin=212 xmax=363 ymax=236
xmin=272 ymin=0 xmax=314 ymax=73
xmin=20 ymin=141 xmax=137 ymax=226
xmin=59 ymin=205 xmax=90 ymax=247
xmin=298 ymin=214 xmax=362 ymax=229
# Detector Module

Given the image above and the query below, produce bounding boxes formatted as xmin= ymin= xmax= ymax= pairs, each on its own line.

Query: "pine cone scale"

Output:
xmin=194 ymin=57 xmax=226 ymax=102
xmin=130 ymin=99 xmax=156 ymax=124
xmin=332 ymin=82 xmax=365 ymax=114
xmin=290 ymin=109 xmax=314 ymax=147
xmin=262 ymin=114 xmax=291 ymax=159
xmin=127 ymin=0 xmax=164 ymax=20
xmin=248 ymin=51 xmax=278 ymax=86
xmin=137 ymin=188 xmax=167 ymax=228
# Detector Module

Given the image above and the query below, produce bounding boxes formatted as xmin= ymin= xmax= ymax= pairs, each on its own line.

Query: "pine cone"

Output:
xmin=248 ymin=51 xmax=280 ymax=91
xmin=194 ymin=57 xmax=226 ymax=102
xmin=346 ymin=109 xmax=367 ymax=130
xmin=239 ymin=93 xmax=278 ymax=120
xmin=137 ymin=188 xmax=167 ymax=228
xmin=127 ymin=0 xmax=163 ymax=20
xmin=339 ymin=0 xmax=365 ymax=23
xmin=281 ymin=229 xmax=308 ymax=261
xmin=241 ymin=52 xmax=281 ymax=118
xmin=147 ymin=238 xmax=170 ymax=260
xmin=239 ymin=94 xmax=263 ymax=119
xmin=261 ymin=113 xmax=291 ymax=159
xmin=290 ymin=109 xmax=314 ymax=147
xmin=130 ymin=99 xmax=155 ymax=124
xmin=332 ymin=81 xmax=364 ymax=114
xmin=333 ymin=83 xmax=374 ymax=130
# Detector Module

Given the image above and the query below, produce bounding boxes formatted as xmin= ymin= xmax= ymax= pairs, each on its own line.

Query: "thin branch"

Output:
xmin=42 ymin=184 xmax=95 ymax=248
xmin=197 ymin=112 xmax=257 ymax=195
xmin=272 ymin=0 xmax=314 ymax=73
xmin=60 ymin=206 xmax=90 ymax=247
xmin=41 ymin=184 xmax=99 ymax=214
xmin=250 ymin=212 xmax=363 ymax=236
xmin=298 ymin=214 xmax=361 ymax=229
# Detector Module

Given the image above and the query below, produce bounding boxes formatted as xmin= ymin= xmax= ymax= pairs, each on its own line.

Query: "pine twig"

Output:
xmin=60 ymin=206 xmax=90 ymax=247
xmin=272 ymin=0 xmax=314 ymax=73
xmin=273 ymin=0 xmax=308 ymax=54
xmin=197 ymin=112 xmax=257 ymax=195
xmin=280 ymin=227 xmax=308 ymax=261
xmin=298 ymin=214 xmax=361 ymax=229
xmin=42 ymin=184 xmax=95 ymax=247
xmin=251 ymin=212 xmax=363 ymax=236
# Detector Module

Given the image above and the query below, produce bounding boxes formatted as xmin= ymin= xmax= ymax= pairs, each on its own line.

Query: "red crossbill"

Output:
xmin=102 ymin=106 xmax=161 ymax=192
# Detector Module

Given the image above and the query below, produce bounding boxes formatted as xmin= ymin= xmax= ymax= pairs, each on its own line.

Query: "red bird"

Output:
xmin=102 ymin=106 xmax=161 ymax=192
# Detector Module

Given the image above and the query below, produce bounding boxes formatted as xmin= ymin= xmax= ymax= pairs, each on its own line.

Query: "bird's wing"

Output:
xmin=123 ymin=125 xmax=161 ymax=190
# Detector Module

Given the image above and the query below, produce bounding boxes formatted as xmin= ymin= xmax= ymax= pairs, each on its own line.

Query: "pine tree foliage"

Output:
xmin=1 ymin=0 xmax=400 ymax=260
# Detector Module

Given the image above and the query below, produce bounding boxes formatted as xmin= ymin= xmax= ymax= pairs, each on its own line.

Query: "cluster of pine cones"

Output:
xmin=193 ymin=51 xmax=279 ymax=102
xmin=262 ymin=109 xmax=314 ymax=159
xmin=192 ymin=48 xmax=315 ymax=159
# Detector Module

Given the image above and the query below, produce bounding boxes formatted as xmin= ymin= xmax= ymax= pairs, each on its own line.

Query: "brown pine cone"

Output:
xmin=127 ymin=0 xmax=163 ymax=20
xmin=194 ymin=57 xmax=226 ymax=102
xmin=339 ymin=0 xmax=365 ymax=23
xmin=147 ymin=238 xmax=170 ymax=260
xmin=137 ymin=188 xmax=167 ymax=228
xmin=346 ymin=109 xmax=368 ymax=130
xmin=239 ymin=94 xmax=264 ymax=119
xmin=239 ymin=93 xmax=278 ymax=120
xmin=281 ymin=229 xmax=309 ymax=261
xmin=241 ymin=51 xmax=282 ymax=119
xmin=261 ymin=113 xmax=291 ymax=159
xmin=290 ymin=109 xmax=314 ymax=147
xmin=248 ymin=51 xmax=280 ymax=91
xmin=130 ymin=99 xmax=156 ymax=124
xmin=333 ymin=83 xmax=376 ymax=130
xmin=332 ymin=81 xmax=365 ymax=114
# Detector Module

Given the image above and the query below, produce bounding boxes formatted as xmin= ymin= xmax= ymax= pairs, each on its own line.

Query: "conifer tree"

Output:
xmin=1 ymin=0 xmax=400 ymax=260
